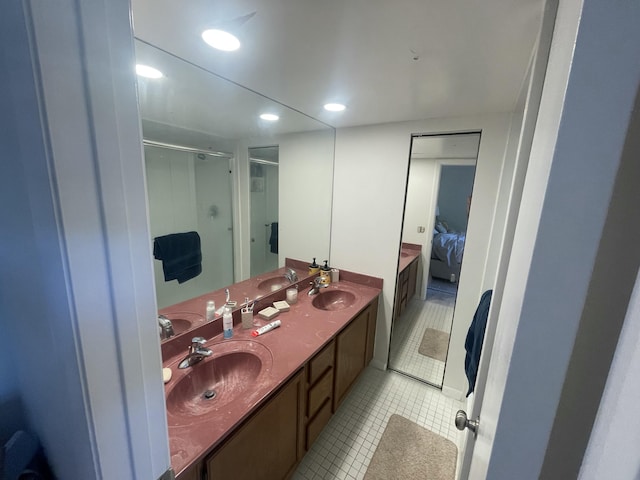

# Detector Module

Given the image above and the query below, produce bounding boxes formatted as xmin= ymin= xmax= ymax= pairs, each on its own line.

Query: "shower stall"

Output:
xmin=144 ymin=142 xmax=235 ymax=308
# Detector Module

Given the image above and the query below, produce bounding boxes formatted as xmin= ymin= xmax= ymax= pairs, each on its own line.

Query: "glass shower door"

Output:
xmin=144 ymin=144 xmax=235 ymax=308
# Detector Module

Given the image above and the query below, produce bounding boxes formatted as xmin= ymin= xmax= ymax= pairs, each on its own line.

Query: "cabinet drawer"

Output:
xmin=306 ymin=398 xmax=332 ymax=450
xmin=308 ymin=341 xmax=335 ymax=385
xmin=307 ymin=368 xmax=333 ymax=418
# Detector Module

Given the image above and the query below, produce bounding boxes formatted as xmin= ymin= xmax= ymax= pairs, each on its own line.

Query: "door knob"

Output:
xmin=455 ymin=410 xmax=479 ymax=436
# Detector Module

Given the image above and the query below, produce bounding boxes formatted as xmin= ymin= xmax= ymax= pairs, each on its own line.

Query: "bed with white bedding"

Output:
xmin=430 ymin=228 xmax=466 ymax=283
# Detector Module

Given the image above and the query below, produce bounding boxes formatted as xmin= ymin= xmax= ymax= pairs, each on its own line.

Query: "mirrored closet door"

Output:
xmin=389 ymin=133 xmax=480 ymax=387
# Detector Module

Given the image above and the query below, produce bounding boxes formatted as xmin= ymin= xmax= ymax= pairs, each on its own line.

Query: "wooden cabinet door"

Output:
xmin=394 ymin=270 xmax=404 ymax=317
xmin=177 ymin=463 xmax=201 ymax=480
xmin=365 ymin=299 xmax=378 ymax=366
xmin=205 ymin=370 xmax=303 ymax=480
xmin=333 ymin=308 xmax=369 ymax=411
xmin=407 ymin=258 xmax=418 ymax=301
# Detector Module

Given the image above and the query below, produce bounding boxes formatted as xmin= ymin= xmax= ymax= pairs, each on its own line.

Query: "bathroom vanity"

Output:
xmin=158 ymin=260 xmax=382 ymax=480
xmin=394 ymin=243 xmax=421 ymax=320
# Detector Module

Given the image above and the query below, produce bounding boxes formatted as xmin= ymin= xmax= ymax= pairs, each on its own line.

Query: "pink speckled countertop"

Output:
xmin=159 ymin=261 xmax=311 ymax=351
xmin=161 ymin=271 xmax=382 ymax=477
xmin=398 ymin=242 xmax=421 ymax=273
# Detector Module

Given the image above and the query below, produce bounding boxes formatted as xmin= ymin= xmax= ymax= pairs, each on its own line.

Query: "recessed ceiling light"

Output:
xmin=324 ymin=103 xmax=346 ymax=112
xmin=260 ymin=113 xmax=279 ymax=121
xmin=202 ymin=29 xmax=241 ymax=51
xmin=135 ymin=64 xmax=163 ymax=79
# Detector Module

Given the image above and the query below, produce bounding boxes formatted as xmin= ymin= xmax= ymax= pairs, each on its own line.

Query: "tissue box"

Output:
xmin=273 ymin=300 xmax=290 ymax=312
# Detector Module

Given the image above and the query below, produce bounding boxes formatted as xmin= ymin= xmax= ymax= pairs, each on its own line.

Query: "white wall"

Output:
xmin=279 ymin=130 xmax=335 ymax=266
xmin=1 ymin=3 xmax=98 ymax=476
xmin=438 ymin=166 xmax=476 ymax=233
xmin=401 ymin=158 xmax=435 ymax=297
xmin=402 ymin=158 xmax=438 ymax=246
xmin=331 ymin=114 xmax=512 ymax=380
xmin=578 ymin=270 xmax=640 ymax=480
xmin=402 ymin=158 xmax=438 ymax=294
xmin=235 ymin=130 xmax=334 ymax=280
xmin=0 ymin=1 xmax=171 ymax=478
xmin=482 ymin=108 xmax=525 ymax=289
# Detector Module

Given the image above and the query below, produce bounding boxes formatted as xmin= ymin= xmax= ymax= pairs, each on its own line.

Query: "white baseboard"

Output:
xmin=442 ymin=384 xmax=464 ymax=401
xmin=370 ymin=359 xmax=387 ymax=371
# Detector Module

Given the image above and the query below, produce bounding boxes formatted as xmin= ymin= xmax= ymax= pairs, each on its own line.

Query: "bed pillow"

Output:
xmin=435 ymin=222 xmax=447 ymax=234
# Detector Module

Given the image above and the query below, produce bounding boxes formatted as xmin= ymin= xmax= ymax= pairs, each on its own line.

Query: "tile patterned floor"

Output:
xmin=388 ymin=289 xmax=457 ymax=386
xmin=293 ymin=367 xmax=463 ymax=480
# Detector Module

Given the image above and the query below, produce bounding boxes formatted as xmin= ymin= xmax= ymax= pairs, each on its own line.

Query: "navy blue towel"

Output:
xmin=153 ymin=231 xmax=202 ymax=284
xmin=269 ymin=222 xmax=278 ymax=254
xmin=465 ymin=289 xmax=492 ymax=397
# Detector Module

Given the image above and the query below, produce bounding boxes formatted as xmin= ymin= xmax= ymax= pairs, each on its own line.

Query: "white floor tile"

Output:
xmin=292 ymin=367 xmax=464 ymax=480
xmin=388 ymin=288 xmax=457 ymax=386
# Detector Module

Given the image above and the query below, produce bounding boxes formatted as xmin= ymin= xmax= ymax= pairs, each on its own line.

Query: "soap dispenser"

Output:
xmin=320 ymin=260 xmax=331 ymax=285
xmin=308 ymin=257 xmax=320 ymax=275
xmin=223 ymin=305 xmax=233 ymax=339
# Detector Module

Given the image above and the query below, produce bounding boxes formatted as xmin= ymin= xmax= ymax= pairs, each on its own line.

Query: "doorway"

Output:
xmin=388 ymin=133 xmax=480 ymax=387
xmin=249 ymin=146 xmax=279 ymax=277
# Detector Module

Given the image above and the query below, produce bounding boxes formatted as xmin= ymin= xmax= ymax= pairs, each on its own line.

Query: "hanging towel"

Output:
xmin=464 ymin=289 xmax=492 ymax=397
xmin=153 ymin=231 xmax=202 ymax=284
xmin=3 ymin=430 xmax=54 ymax=479
xmin=269 ymin=222 xmax=278 ymax=254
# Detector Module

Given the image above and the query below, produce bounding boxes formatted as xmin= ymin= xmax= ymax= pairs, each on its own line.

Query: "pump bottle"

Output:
xmin=223 ymin=306 xmax=233 ymax=339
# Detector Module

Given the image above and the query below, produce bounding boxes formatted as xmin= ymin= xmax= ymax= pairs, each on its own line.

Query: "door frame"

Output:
xmin=418 ymin=158 xmax=478 ymax=302
xmin=458 ymin=0 xmax=640 ymax=477
xmin=457 ymin=0 xmax=557 ymax=476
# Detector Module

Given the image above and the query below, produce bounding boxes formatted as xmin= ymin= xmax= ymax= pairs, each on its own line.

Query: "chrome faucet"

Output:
xmin=284 ymin=268 xmax=298 ymax=283
xmin=178 ymin=337 xmax=213 ymax=369
xmin=158 ymin=315 xmax=174 ymax=340
xmin=308 ymin=277 xmax=327 ymax=296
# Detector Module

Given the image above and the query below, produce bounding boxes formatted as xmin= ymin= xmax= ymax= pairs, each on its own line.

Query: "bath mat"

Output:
xmin=363 ymin=414 xmax=457 ymax=480
xmin=418 ymin=328 xmax=450 ymax=362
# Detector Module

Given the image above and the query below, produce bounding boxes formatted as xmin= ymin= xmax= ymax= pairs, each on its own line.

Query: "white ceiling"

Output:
xmin=136 ymin=40 xmax=329 ymax=145
xmin=131 ymin=0 xmax=544 ymax=132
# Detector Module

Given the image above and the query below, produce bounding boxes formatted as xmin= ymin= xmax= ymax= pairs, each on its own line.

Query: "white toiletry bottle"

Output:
xmin=206 ymin=300 xmax=216 ymax=322
xmin=223 ymin=305 xmax=233 ymax=339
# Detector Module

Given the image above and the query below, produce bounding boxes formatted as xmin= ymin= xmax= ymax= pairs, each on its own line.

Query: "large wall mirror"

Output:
xmin=135 ymin=40 xmax=335 ymax=311
xmin=389 ymin=133 xmax=480 ymax=387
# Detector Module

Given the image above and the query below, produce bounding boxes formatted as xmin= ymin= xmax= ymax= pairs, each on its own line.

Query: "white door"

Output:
xmin=458 ymin=1 xmax=557 ymax=476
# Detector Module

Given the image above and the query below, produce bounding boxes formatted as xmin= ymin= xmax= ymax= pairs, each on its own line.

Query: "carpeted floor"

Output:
xmin=363 ymin=414 xmax=457 ymax=480
xmin=427 ymin=278 xmax=458 ymax=296
xmin=418 ymin=328 xmax=450 ymax=362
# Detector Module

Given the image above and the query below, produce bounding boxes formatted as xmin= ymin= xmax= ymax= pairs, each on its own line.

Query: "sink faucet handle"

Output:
xmin=188 ymin=337 xmax=209 ymax=355
xmin=157 ymin=315 xmax=174 ymax=339
xmin=285 ymin=268 xmax=298 ymax=282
